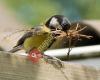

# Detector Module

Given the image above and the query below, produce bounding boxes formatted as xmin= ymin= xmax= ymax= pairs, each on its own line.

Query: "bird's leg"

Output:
xmin=43 ymin=54 xmax=69 ymax=80
xmin=67 ymin=37 xmax=72 ymax=60
xmin=43 ymin=54 xmax=64 ymax=69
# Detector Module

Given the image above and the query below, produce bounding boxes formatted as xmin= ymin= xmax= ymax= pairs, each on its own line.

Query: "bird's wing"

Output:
xmin=14 ymin=32 xmax=33 ymax=47
xmin=15 ymin=25 xmax=51 ymax=47
xmin=9 ymin=45 xmax=23 ymax=53
xmin=9 ymin=32 xmax=33 ymax=53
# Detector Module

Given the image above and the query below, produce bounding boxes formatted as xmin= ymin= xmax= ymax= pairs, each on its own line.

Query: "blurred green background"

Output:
xmin=1 ymin=0 xmax=100 ymax=26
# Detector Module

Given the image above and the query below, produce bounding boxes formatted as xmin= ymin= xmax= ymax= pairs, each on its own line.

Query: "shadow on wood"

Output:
xmin=0 ymin=51 xmax=100 ymax=80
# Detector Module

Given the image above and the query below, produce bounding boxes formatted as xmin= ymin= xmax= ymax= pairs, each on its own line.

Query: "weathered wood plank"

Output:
xmin=0 ymin=51 xmax=100 ymax=80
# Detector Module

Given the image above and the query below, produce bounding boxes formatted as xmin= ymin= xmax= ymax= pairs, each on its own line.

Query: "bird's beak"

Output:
xmin=42 ymin=26 xmax=51 ymax=33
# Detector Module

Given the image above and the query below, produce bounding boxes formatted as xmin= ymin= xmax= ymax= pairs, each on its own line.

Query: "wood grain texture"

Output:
xmin=0 ymin=51 xmax=100 ymax=80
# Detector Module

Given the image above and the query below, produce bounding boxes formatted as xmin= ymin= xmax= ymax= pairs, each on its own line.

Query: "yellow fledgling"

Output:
xmin=9 ymin=25 xmax=53 ymax=53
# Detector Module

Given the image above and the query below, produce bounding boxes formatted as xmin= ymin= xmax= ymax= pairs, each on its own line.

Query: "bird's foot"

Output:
xmin=43 ymin=55 xmax=64 ymax=69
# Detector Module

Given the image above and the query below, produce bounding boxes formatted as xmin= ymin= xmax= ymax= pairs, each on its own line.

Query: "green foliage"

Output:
xmin=3 ymin=0 xmax=60 ymax=26
xmin=2 ymin=0 xmax=100 ymax=26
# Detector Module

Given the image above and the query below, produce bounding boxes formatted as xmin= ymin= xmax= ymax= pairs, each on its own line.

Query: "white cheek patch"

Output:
xmin=50 ymin=17 xmax=58 ymax=27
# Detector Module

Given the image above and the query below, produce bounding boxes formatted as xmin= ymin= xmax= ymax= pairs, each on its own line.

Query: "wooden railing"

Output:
xmin=0 ymin=51 xmax=100 ymax=80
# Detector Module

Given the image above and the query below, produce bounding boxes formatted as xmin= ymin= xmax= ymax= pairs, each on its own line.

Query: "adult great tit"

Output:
xmin=45 ymin=15 xmax=71 ymax=32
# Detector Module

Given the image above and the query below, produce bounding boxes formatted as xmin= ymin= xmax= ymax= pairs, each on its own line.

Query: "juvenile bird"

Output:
xmin=9 ymin=25 xmax=52 ymax=53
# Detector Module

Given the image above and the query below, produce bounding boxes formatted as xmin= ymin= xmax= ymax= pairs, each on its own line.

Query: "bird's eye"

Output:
xmin=61 ymin=24 xmax=71 ymax=32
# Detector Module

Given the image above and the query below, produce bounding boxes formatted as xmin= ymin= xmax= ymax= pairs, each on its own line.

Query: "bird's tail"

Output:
xmin=9 ymin=46 xmax=23 ymax=53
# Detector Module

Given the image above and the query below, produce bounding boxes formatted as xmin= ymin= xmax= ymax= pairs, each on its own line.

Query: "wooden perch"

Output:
xmin=0 ymin=51 xmax=100 ymax=80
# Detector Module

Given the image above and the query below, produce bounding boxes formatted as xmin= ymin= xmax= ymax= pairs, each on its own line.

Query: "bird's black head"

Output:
xmin=45 ymin=15 xmax=71 ymax=32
